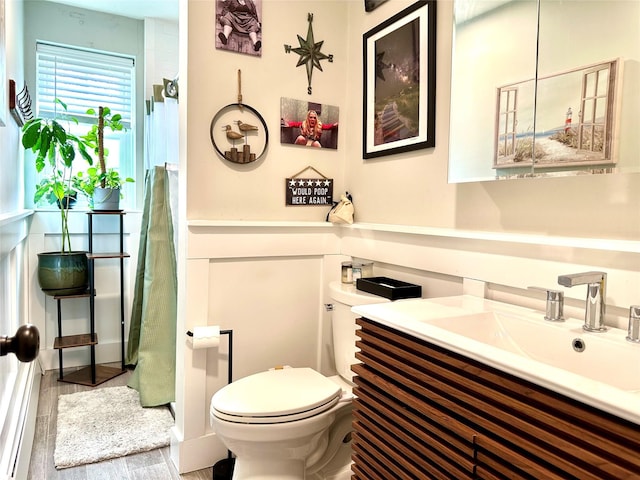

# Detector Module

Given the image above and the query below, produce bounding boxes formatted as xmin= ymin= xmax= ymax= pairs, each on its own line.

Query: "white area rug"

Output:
xmin=54 ymin=386 xmax=174 ymax=469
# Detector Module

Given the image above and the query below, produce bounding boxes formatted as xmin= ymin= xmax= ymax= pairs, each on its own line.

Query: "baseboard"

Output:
xmin=9 ymin=360 xmax=42 ymax=480
xmin=169 ymin=428 xmax=227 ymax=474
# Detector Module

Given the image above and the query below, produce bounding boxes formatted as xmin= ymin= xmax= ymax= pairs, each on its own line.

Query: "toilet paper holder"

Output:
xmin=187 ymin=328 xmax=235 ymax=465
xmin=186 ymin=328 xmax=233 ymax=384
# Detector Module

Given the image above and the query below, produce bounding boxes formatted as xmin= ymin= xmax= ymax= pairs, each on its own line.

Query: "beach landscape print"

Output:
xmin=494 ymin=59 xmax=618 ymax=170
xmin=363 ymin=0 xmax=436 ymax=158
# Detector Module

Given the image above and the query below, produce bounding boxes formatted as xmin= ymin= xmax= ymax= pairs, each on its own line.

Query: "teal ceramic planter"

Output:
xmin=37 ymin=252 xmax=89 ymax=297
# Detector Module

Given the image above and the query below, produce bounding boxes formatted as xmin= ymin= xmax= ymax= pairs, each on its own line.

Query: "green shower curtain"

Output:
xmin=126 ymin=166 xmax=177 ymax=407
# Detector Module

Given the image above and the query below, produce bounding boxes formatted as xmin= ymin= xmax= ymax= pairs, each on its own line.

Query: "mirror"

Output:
xmin=449 ymin=0 xmax=640 ymax=183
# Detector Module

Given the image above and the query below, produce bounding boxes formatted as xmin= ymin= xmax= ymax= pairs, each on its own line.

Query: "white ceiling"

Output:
xmin=43 ymin=0 xmax=509 ymax=25
xmin=43 ymin=0 xmax=507 ymax=27
xmin=42 ymin=0 xmax=178 ymax=22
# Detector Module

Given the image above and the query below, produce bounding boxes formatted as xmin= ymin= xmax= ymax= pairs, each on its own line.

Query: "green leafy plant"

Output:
xmin=36 ymin=174 xmax=78 ymax=208
xmin=22 ymin=99 xmax=93 ymax=253
xmin=75 ymin=106 xmax=134 ymax=206
xmin=74 ymin=166 xmax=134 ymax=207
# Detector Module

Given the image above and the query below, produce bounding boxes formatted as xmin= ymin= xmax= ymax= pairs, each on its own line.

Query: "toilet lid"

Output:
xmin=211 ymin=368 xmax=342 ymax=424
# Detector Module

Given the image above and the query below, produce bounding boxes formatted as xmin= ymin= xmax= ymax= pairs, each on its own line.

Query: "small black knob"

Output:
xmin=0 ymin=324 xmax=40 ymax=363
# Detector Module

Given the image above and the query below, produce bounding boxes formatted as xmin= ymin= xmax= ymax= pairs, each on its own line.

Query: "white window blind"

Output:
xmin=36 ymin=42 xmax=134 ymax=127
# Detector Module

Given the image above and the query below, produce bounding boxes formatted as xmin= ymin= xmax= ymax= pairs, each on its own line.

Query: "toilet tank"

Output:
xmin=329 ymin=281 xmax=390 ymax=384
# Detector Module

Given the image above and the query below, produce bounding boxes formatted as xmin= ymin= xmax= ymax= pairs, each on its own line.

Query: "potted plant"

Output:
xmin=22 ymin=99 xmax=94 ymax=296
xmin=36 ymin=173 xmax=78 ymax=210
xmin=78 ymin=106 xmax=133 ymax=210
xmin=74 ymin=166 xmax=134 ymax=209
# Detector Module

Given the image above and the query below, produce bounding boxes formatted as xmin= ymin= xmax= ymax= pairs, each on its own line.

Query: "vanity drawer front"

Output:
xmin=352 ymin=377 xmax=477 ymax=479
xmin=353 ymin=317 xmax=640 ymax=480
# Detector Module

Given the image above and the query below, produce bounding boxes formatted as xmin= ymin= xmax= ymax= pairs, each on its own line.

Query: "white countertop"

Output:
xmin=353 ymin=295 xmax=640 ymax=425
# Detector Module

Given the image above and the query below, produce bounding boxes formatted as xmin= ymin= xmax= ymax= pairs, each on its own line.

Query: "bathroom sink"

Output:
xmin=352 ymin=295 xmax=640 ymax=424
xmin=425 ymin=310 xmax=640 ymax=392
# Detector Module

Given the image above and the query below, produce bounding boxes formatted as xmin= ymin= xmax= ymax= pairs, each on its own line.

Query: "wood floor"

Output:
xmin=27 ymin=364 xmax=213 ymax=480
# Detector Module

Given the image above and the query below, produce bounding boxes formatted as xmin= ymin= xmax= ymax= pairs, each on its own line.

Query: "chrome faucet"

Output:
xmin=528 ymin=287 xmax=564 ymax=322
xmin=627 ymin=306 xmax=640 ymax=343
xmin=557 ymin=271 xmax=607 ymax=332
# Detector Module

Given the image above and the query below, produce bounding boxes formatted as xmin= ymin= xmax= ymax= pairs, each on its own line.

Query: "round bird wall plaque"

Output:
xmin=210 ymin=103 xmax=269 ymax=164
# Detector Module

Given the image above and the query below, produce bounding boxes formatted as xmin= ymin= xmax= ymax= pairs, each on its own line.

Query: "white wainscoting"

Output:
xmin=172 ymin=221 xmax=341 ymax=473
xmin=0 ymin=210 xmax=36 ymax=480
xmin=170 ymin=220 xmax=640 ymax=473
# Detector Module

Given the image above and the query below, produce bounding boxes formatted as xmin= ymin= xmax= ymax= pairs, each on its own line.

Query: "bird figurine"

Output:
xmin=223 ymin=124 xmax=244 ymax=145
xmin=235 ymin=120 xmax=259 ymax=133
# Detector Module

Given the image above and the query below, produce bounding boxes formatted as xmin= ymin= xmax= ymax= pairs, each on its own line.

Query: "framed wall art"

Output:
xmin=365 ymin=0 xmax=389 ymax=13
xmin=363 ymin=0 xmax=436 ymax=159
xmin=493 ymin=59 xmax=619 ymax=171
xmin=280 ymin=97 xmax=339 ymax=150
xmin=215 ymin=0 xmax=263 ymax=57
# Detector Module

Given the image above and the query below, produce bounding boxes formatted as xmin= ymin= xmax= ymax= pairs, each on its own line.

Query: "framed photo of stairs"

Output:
xmin=363 ymin=0 xmax=437 ymax=159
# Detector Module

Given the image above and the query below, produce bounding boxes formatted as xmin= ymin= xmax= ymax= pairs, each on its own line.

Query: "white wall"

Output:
xmin=0 ymin=1 xmax=38 ymax=478
xmin=185 ymin=0 xmax=350 ymax=221
xmin=144 ymin=18 xmax=179 ymax=100
xmin=0 ymin=0 xmax=24 ymax=214
xmin=183 ymin=0 xmax=639 ymax=236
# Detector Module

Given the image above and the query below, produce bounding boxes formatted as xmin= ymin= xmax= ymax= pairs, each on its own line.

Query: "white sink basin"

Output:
xmin=426 ymin=310 xmax=640 ymax=392
xmin=352 ymin=295 xmax=640 ymax=424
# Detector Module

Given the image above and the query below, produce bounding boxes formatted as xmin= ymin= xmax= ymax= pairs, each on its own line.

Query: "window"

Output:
xmin=33 ymin=42 xmax=136 ymax=206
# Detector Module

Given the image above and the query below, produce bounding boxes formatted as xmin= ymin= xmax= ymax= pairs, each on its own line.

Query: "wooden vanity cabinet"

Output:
xmin=352 ymin=317 xmax=640 ymax=480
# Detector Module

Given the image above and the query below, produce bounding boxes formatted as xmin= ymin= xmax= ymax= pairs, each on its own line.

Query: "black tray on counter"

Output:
xmin=356 ymin=277 xmax=422 ymax=300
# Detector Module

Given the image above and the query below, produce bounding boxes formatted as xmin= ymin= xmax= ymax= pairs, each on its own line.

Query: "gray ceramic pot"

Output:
xmin=92 ymin=187 xmax=121 ymax=211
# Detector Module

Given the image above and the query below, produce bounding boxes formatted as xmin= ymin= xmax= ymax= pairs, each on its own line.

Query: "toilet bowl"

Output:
xmin=210 ymin=280 xmax=389 ymax=480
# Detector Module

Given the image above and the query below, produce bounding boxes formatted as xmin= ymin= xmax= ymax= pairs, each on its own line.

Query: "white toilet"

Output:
xmin=210 ymin=280 xmax=389 ymax=479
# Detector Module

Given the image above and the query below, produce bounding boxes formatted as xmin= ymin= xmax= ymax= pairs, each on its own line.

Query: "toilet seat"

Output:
xmin=211 ymin=367 xmax=343 ymax=424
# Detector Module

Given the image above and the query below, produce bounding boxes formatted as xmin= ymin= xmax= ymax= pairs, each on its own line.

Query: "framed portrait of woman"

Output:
xmin=280 ymin=97 xmax=340 ymax=150
xmin=215 ymin=0 xmax=263 ymax=57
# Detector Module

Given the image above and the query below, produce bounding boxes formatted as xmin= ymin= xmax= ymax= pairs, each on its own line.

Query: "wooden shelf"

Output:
xmin=54 ymin=210 xmax=128 ymax=387
xmin=58 ymin=365 xmax=126 ymax=387
xmin=53 ymin=290 xmax=93 ymax=300
xmin=86 ymin=210 xmax=126 ymax=216
xmin=54 ymin=333 xmax=97 ymax=349
xmin=87 ymin=252 xmax=130 ymax=260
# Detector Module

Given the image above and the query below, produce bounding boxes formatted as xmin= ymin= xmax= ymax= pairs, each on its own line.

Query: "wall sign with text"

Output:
xmin=285 ymin=166 xmax=333 ymax=206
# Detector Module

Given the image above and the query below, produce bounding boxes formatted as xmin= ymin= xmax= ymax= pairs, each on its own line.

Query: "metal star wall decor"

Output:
xmin=284 ymin=13 xmax=334 ymax=95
